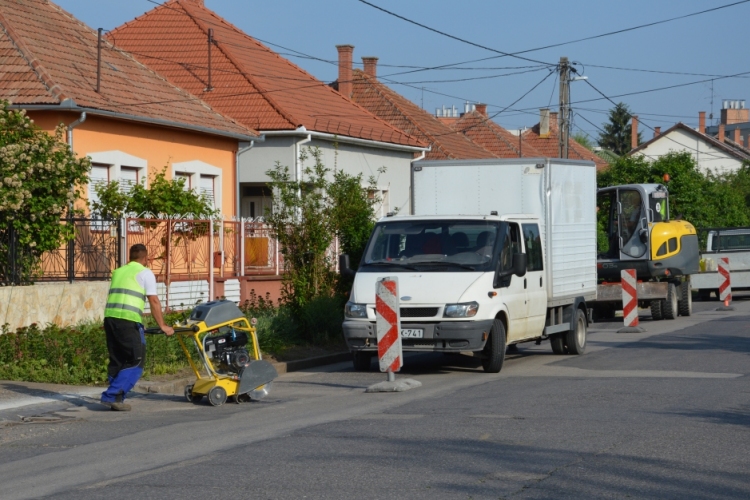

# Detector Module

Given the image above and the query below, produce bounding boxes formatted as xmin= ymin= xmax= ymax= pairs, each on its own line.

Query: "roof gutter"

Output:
xmin=260 ymin=127 xmax=427 ymax=153
xmin=10 ymin=102 xmax=264 ymax=143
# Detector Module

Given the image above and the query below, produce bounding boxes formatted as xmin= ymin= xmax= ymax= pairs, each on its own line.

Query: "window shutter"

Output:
xmin=120 ymin=167 xmax=139 ymax=194
xmin=199 ymin=175 xmax=215 ymax=207
xmin=89 ymin=165 xmax=109 ymax=208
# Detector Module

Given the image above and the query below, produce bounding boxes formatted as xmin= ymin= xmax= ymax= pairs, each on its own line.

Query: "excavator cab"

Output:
xmin=597 ymin=184 xmax=699 ymax=281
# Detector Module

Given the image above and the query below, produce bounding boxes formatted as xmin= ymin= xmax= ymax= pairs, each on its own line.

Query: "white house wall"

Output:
xmin=635 ymin=129 xmax=743 ymax=175
xmin=238 ymin=136 xmax=415 ymax=214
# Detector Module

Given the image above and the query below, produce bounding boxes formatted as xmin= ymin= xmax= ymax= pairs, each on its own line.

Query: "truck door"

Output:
xmin=497 ymin=222 xmax=529 ymax=342
xmin=522 ymin=223 xmax=546 ymax=338
xmin=617 ymin=188 xmax=649 ymax=261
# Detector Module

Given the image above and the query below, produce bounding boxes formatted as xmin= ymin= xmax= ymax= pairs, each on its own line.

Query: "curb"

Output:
xmin=134 ymin=351 xmax=352 ymax=395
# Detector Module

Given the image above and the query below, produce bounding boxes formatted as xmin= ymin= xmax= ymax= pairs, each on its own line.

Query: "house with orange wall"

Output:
xmin=0 ymin=0 xmax=261 ymax=218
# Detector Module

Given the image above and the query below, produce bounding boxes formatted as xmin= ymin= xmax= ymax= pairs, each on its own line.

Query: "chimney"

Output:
xmin=631 ymin=115 xmax=639 ymax=150
xmin=720 ymin=99 xmax=749 ymax=125
xmin=698 ymin=111 xmax=706 ymax=134
xmin=549 ymin=111 xmax=559 ymax=131
xmin=653 ymin=127 xmax=661 ymax=138
xmin=539 ymin=108 xmax=550 ymax=138
xmin=336 ymin=44 xmax=354 ymax=98
xmin=475 ymin=103 xmax=487 ymax=116
xmin=718 ymin=123 xmax=725 ymax=143
xmin=734 ymin=128 xmax=741 ymax=144
xmin=362 ymin=56 xmax=378 ymax=79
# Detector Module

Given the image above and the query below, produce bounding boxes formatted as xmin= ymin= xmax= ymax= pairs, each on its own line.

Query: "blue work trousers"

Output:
xmin=101 ymin=317 xmax=145 ymax=403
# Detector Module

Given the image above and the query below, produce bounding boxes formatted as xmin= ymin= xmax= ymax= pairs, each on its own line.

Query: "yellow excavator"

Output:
xmin=594 ymin=183 xmax=700 ymax=320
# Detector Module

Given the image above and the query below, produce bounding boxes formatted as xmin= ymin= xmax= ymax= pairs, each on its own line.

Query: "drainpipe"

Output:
xmin=236 ymin=140 xmax=255 ymax=218
xmin=294 ymin=127 xmax=312 ymax=184
xmin=67 ymin=112 xmax=86 ymax=152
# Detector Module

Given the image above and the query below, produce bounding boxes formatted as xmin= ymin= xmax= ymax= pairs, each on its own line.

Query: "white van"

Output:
xmin=341 ymin=159 xmax=597 ymax=373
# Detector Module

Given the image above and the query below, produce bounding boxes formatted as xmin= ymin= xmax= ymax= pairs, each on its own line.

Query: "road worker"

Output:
xmin=101 ymin=243 xmax=174 ymax=411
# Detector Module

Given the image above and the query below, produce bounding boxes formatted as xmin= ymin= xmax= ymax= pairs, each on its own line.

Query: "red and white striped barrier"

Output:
xmin=719 ymin=257 xmax=732 ymax=306
xmin=375 ymin=277 xmax=402 ymax=374
xmin=621 ymin=269 xmax=639 ymax=328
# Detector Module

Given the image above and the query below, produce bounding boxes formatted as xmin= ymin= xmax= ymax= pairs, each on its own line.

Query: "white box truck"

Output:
xmin=340 ymin=158 xmax=597 ymax=373
xmin=692 ymin=227 xmax=750 ymax=299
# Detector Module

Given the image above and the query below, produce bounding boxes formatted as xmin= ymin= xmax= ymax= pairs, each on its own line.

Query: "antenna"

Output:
xmin=206 ymin=28 xmax=214 ymax=92
xmin=709 ymin=79 xmax=714 ymax=124
xmin=96 ymin=28 xmax=102 ymax=93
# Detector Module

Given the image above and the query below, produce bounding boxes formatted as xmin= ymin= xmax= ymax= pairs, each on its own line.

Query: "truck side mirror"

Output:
xmin=513 ymin=253 xmax=527 ymax=277
xmin=339 ymin=254 xmax=356 ymax=277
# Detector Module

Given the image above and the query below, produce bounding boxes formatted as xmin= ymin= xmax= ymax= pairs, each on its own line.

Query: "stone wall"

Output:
xmin=0 ymin=282 xmax=110 ymax=331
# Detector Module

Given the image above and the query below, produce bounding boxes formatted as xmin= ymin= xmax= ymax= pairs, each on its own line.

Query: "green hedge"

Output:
xmin=0 ymin=293 xmax=345 ymax=385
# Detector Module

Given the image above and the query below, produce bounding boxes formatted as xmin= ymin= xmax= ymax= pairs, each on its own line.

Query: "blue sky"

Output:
xmin=56 ymin=0 xmax=750 ymax=143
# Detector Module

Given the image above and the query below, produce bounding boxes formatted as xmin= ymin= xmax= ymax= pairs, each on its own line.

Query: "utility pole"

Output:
xmin=558 ymin=56 xmax=570 ymax=159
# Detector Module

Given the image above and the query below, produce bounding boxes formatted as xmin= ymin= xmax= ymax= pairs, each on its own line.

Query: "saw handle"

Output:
xmin=144 ymin=325 xmax=199 ymax=335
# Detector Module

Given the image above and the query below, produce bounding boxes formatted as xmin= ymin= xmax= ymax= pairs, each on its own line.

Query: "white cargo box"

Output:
xmin=411 ymin=158 xmax=597 ymax=303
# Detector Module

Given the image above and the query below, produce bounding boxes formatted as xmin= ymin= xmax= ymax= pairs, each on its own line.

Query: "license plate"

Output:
xmin=401 ymin=329 xmax=424 ymax=338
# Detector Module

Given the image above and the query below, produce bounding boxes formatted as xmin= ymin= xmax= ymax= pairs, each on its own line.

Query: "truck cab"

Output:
xmin=342 ymin=214 xmax=552 ymax=373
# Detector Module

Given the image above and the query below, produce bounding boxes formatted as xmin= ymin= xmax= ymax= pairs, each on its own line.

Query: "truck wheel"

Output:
xmin=564 ymin=309 xmax=587 ymax=355
xmin=352 ymin=351 xmax=373 ymax=372
xmin=663 ymin=283 xmax=678 ymax=320
xmin=482 ymin=319 xmax=506 ymax=373
xmin=650 ymin=300 xmax=664 ymax=320
xmin=679 ymin=281 xmax=692 ymax=316
xmin=550 ymin=334 xmax=566 ymax=354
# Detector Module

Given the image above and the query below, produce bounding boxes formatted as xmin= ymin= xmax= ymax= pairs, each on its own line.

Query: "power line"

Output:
xmin=376 ymin=0 xmax=750 ymax=77
xmin=356 ymin=0 xmax=555 ymax=67
xmin=581 ymin=63 xmax=750 ymax=79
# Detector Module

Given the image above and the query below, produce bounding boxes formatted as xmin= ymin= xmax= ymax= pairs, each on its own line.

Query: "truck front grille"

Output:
xmin=400 ymin=307 xmax=439 ymax=318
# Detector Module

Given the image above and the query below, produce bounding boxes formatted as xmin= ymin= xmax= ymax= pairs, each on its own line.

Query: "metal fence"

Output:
xmin=0 ymin=218 xmax=122 ymax=285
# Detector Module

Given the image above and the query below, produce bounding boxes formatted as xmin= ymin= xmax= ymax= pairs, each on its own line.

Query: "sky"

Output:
xmin=55 ymin=0 xmax=750 ymax=144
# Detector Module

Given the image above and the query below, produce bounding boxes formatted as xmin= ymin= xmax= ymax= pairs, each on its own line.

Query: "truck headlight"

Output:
xmin=345 ymin=302 xmax=368 ymax=319
xmin=443 ymin=302 xmax=479 ymax=318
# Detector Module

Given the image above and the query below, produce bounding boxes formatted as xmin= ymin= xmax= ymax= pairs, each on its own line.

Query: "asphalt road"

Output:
xmin=1 ymin=296 xmax=749 ymax=500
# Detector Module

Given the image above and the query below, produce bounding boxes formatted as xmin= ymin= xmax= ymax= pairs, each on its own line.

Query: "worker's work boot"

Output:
xmin=110 ymin=402 xmax=131 ymax=411
xmin=109 ymin=393 xmax=131 ymax=411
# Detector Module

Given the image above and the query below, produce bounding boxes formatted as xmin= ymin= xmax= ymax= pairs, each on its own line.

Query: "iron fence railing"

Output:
xmin=1 ymin=218 xmax=122 ymax=285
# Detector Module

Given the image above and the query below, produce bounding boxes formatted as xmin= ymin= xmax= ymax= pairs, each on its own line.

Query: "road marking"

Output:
xmin=517 ymin=367 xmax=743 ymax=379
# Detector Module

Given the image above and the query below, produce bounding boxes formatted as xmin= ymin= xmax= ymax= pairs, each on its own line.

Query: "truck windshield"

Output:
xmin=361 ymin=220 xmax=501 ymax=272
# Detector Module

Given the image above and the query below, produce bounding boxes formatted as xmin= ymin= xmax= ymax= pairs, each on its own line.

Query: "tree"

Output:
xmin=598 ymin=151 xmax=749 ymax=229
xmin=598 ymin=102 xmax=641 ymax=156
xmin=264 ymin=146 xmax=381 ymax=341
xmin=572 ymin=132 xmax=594 ymax=151
xmin=90 ymin=168 xmax=215 ymax=218
xmin=0 ymin=103 xmax=91 ymax=283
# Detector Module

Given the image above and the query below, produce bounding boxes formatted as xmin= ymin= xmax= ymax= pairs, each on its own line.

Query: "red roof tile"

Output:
xmin=106 ymin=0 xmax=423 ymax=148
xmin=350 ymin=70 xmax=495 ymax=160
xmin=0 ymin=0 xmax=256 ymax=139
xmin=522 ymin=119 xmax=609 ymax=170
xmin=452 ymin=110 xmax=543 ymax=158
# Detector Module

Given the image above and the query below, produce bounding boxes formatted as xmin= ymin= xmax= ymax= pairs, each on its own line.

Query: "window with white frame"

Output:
xmin=175 ymin=172 xmax=191 ymax=190
xmin=368 ymin=189 xmax=390 ymax=218
xmin=171 ymin=161 xmax=223 ymax=213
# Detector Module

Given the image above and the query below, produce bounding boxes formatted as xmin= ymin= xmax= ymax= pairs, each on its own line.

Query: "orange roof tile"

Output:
xmin=349 ymin=70 xmax=495 ymax=160
xmin=106 ymin=0 xmax=423 ymax=149
xmin=0 ymin=0 xmax=257 ymax=140
xmin=522 ymin=119 xmax=609 ymax=170
xmin=452 ymin=110 xmax=543 ymax=158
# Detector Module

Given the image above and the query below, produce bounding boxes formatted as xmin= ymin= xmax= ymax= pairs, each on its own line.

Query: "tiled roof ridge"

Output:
xmin=98 ymin=2 xmax=257 ymax=134
xmin=174 ymin=0 xmax=300 ymax=129
xmin=455 ymin=111 xmax=522 ymax=156
xmin=0 ymin=9 xmax=66 ymax=101
xmin=355 ymin=70 xmax=478 ymax=159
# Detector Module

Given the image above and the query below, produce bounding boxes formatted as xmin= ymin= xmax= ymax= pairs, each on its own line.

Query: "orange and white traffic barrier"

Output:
xmin=718 ymin=257 xmax=732 ymax=308
xmin=621 ymin=269 xmax=639 ymax=327
xmin=375 ymin=277 xmax=402 ymax=376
